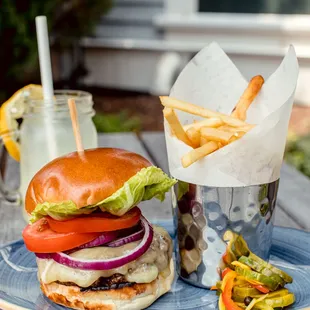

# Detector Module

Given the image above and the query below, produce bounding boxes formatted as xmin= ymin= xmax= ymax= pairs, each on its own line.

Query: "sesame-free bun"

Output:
xmin=39 ymin=259 xmax=174 ymax=310
xmin=25 ymin=148 xmax=152 ymax=214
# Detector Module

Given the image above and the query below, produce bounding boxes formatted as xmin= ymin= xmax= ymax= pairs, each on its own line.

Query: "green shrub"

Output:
xmin=285 ymin=134 xmax=310 ymax=178
xmin=93 ymin=111 xmax=141 ymax=133
xmin=0 ymin=0 xmax=112 ymax=101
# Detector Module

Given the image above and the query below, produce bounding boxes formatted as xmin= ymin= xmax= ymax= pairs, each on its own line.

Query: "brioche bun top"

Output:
xmin=25 ymin=148 xmax=151 ymax=214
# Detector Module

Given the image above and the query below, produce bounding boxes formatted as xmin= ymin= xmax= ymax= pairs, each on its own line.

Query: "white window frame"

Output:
xmin=164 ymin=0 xmax=197 ymax=15
xmin=164 ymin=0 xmax=310 ymax=16
xmin=157 ymin=0 xmax=310 ymax=57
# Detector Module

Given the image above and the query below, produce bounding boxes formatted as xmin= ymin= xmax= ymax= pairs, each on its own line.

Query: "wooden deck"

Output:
xmin=1 ymin=132 xmax=309 ymax=245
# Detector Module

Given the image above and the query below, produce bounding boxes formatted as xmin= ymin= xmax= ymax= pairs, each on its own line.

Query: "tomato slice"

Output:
xmin=22 ymin=218 xmax=101 ymax=253
xmin=46 ymin=207 xmax=141 ymax=233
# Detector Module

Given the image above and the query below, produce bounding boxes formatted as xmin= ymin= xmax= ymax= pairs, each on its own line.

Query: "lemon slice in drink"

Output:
xmin=0 ymin=84 xmax=43 ymax=161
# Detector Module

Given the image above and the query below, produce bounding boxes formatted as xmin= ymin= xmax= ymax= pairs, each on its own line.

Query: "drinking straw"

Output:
xmin=35 ymin=16 xmax=58 ymax=159
xmin=68 ymin=98 xmax=84 ymax=154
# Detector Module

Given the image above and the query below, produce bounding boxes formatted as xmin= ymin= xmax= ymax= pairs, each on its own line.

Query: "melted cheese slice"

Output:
xmin=38 ymin=226 xmax=172 ymax=288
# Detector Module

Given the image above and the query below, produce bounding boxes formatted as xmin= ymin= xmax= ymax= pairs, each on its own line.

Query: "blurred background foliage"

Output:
xmin=0 ymin=0 xmax=112 ymax=102
xmin=285 ymin=133 xmax=310 ymax=178
xmin=93 ymin=111 xmax=141 ymax=133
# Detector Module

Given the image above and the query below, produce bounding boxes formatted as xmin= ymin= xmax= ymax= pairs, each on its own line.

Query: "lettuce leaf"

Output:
xmin=96 ymin=166 xmax=177 ymax=216
xmin=177 ymin=180 xmax=189 ymax=200
xmin=30 ymin=166 xmax=176 ymax=222
xmin=29 ymin=201 xmax=96 ymax=223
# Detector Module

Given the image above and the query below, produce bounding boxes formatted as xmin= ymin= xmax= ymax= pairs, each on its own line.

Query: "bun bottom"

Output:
xmin=40 ymin=260 xmax=174 ymax=310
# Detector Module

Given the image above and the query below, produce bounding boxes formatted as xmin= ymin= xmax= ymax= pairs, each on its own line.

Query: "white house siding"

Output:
xmin=81 ymin=0 xmax=310 ymax=105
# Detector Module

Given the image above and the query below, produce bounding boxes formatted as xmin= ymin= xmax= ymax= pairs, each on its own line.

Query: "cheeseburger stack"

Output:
xmin=22 ymin=148 xmax=176 ymax=310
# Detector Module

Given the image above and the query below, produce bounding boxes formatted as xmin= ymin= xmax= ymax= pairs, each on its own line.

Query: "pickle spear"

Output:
xmin=238 ymin=256 xmax=286 ymax=287
xmin=232 ymin=288 xmax=290 ymax=303
xmin=248 ymin=252 xmax=293 ymax=283
xmin=230 ymin=235 xmax=250 ymax=258
xmin=233 ymin=286 xmax=261 ymax=297
xmin=255 ymin=293 xmax=295 ymax=308
xmin=234 ymin=266 xmax=280 ymax=291
xmin=232 ymin=287 xmax=261 ymax=302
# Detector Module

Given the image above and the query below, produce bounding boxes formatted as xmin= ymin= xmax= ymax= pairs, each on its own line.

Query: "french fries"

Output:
xmin=200 ymin=135 xmax=209 ymax=146
xmin=186 ymin=127 xmax=201 ymax=148
xmin=218 ymin=125 xmax=252 ymax=133
xmin=228 ymin=131 xmax=246 ymax=143
xmin=231 ymin=75 xmax=264 ymax=120
xmin=162 ymin=74 xmax=263 ymax=167
xmin=160 ymin=96 xmax=249 ymax=128
xmin=183 ymin=118 xmax=223 ymax=132
xmin=182 ymin=141 xmax=218 ymax=168
xmin=200 ymin=127 xmax=234 ymax=144
xmin=163 ymin=108 xmax=192 ymax=147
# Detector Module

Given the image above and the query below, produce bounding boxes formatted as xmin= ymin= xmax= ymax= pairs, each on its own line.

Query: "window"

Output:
xmin=199 ymin=0 xmax=310 ymax=14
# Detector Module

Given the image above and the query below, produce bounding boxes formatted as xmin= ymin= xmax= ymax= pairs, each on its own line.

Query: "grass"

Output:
xmin=93 ymin=111 xmax=141 ymax=133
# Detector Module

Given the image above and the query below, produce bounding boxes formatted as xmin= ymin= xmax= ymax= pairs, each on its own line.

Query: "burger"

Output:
xmin=22 ymin=148 xmax=176 ymax=310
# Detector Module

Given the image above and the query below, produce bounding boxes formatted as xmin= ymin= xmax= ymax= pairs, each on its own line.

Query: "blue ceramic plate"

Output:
xmin=0 ymin=223 xmax=310 ymax=310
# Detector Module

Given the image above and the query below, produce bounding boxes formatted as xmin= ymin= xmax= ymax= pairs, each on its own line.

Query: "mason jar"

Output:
xmin=0 ymin=90 xmax=98 ymax=221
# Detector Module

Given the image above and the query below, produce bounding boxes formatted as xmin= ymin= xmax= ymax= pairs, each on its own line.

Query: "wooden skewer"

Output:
xmin=68 ymin=98 xmax=84 ymax=154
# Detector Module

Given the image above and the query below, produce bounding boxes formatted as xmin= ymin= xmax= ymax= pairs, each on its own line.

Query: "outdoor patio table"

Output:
xmin=1 ymin=132 xmax=310 ymax=245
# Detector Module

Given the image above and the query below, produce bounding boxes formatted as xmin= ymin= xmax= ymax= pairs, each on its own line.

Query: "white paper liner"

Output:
xmin=164 ymin=42 xmax=299 ymax=187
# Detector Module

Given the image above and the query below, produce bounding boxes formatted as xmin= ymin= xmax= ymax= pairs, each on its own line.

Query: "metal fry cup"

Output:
xmin=172 ymin=180 xmax=279 ymax=288
xmin=163 ymin=43 xmax=298 ymax=289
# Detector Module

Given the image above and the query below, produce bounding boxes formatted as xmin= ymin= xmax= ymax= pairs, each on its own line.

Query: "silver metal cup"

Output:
xmin=172 ymin=180 xmax=279 ymax=288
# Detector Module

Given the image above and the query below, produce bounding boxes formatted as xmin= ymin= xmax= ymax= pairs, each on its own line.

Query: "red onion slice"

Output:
xmin=106 ymin=227 xmax=144 ymax=247
xmin=36 ymin=216 xmax=153 ymax=270
xmin=65 ymin=226 xmax=142 ymax=254
xmin=77 ymin=231 xmax=119 ymax=249
xmin=36 ymin=253 xmax=51 ymax=259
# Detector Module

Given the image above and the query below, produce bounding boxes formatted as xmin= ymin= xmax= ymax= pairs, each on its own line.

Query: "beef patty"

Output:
xmin=57 ymin=273 xmax=134 ymax=292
